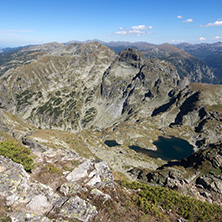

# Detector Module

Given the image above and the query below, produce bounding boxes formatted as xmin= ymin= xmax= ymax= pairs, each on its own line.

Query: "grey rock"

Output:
xmin=26 ymin=194 xmax=53 ymax=215
xmin=59 ymin=182 xmax=86 ymax=196
xmin=22 ymin=137 xmax=46 ymax=152
xmin=0 ymin=156 xmax=58 ymax=215
xmin=66 ymin=160 xmax=92 ymax=181
xmin=196 ymin=175 xmax=222 ymax=193
xmin=90 ymin=188 xmax=111 ymax=201
xmin=57 ymin=196 xmax=97 ymax=222
xmin=9 ymin=212 xmax=54 ymax=222
xmin=66 ymin=160 xmax=114 ymax=189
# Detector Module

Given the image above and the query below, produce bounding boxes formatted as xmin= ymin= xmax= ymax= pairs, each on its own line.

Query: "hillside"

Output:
xmin=0 ymin=42 xmax=222 ymax=221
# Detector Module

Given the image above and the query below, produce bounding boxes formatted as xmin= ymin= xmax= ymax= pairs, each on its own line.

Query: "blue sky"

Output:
xmin=0 ymin=0 xmax=222 ymax=47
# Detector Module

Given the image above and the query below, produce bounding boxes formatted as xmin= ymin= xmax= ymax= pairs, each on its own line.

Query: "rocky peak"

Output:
xmin=118 ymin=48 xmax=144 ymax=68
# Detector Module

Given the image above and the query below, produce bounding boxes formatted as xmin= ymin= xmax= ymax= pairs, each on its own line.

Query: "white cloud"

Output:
xmin=200 ymin=20 xmax=222 ymax=27
xmin=183 ymin=19 xmax=193 ymax=23
xmin=215 ymin=36 xmax=222 ymax=39
xmin=199 ymin=37 xmax=206 ymax=41
xmin=114 ymin=25 xmax=152 ymax=37
xmin=115 ymin=31 xmax=128 ymax=36
xmin=131 ymin=25 xmax=152 ymax=30
xmin=177 ymin=15 xmax=183 ymax=19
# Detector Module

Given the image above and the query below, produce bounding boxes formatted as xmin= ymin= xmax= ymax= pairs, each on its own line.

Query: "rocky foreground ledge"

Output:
xmin=0 ymin=146 xmax=114 ymax=222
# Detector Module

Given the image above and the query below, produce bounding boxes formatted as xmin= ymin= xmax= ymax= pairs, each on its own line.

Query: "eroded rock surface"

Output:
xmin=0 ymin=155 xmax=103 ymax=221
xmin=66 ymin=159 xmax=114 ymax=189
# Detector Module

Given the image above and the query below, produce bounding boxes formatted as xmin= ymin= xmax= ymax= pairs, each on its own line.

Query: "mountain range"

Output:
xmin=177 ymin=42 xmax=222 ymax=83
xmin=0 ymin=41 xmax=222 ymax=221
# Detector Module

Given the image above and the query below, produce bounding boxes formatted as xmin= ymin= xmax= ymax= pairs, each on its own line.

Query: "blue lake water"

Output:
xmin=129 ymin=136 xmax=193 ymax=161
xmin=104 ymin=140 xmax=120 ymax=147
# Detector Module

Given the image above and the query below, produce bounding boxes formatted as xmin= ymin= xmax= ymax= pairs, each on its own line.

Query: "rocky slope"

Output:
xmin=0 ymin=41 xmax=222 ymax=221
xmin=0 ymin=42 xmax=63 ymax=77
xmin=0 ymin=41 xmax=116 ymax=131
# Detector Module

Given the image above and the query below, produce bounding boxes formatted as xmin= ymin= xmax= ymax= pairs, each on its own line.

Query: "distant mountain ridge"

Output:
xmin=2 ymin=40 xmax=222 ymax=84
xmin=43 ymin=40 xmax=222 ymax=84
xmin=177 ymin=42 xmax=222 ymax=83
xmin=103 ymin=41 xmax=216 ymax=84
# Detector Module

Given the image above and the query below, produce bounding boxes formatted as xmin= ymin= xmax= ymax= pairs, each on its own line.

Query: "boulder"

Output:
xmin=0 ymin=156 xmax=58 ymax=215
xmin=90 ymin=188 xmax=111 ymax=201
xmin=26 ymin=194 xmax=53 ymax=215
xmin=66 ymin=160 xmax=92 ymax=181
xmin=196 ymin=175 xmax=222 ymax=193
xmin=56 ymin=196 xmax=97 ymax=222
xmin=59 ymin=182 xmax=87 ymax=196
xmin=66 ymin=160 xmax=114 ymax=189
xmin=9 ymin=212 xmax=56 ymax=222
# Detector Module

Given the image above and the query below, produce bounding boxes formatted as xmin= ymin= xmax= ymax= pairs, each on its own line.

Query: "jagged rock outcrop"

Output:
xmin=0 ymin=155 xmax=57 ymax=214
xmin=66 ymin=159 xmax=114 ymax=189
xmin=52 ymin=196 xmax=98 ymax=222
xmin=0 ymin=146 xmax=114 ymax=221
xmin=9 ymin=212 xmax=57 ymax=222
xmin=96 ymin=48 xmax=182 ymax=127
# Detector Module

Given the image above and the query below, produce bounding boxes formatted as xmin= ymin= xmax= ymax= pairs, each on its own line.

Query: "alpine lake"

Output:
xmin=104 ymin=136 xmax=194 ymax=161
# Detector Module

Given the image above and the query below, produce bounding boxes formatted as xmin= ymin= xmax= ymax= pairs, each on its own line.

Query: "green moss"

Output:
xmin=0 ymin=141 xmax=34 ymax=172
xmin=37 ymin=91 xmax=42 ymax=98
xmin=38 ymin=102 xmax=52 ymax=114
xmin=52 ymin=107 xmax=63 ymax=119
xmin=71 ymin=160 xmax=80 ymax=166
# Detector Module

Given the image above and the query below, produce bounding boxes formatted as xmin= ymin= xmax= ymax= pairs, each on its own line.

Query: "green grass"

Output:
xmin=122 ymin=181 xmax=222 ymax=222
xmin=0 ymin=141 xmax=34 ymax=172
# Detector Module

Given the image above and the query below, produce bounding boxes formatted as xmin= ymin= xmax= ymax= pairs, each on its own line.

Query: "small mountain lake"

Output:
xmin=104 ymin=140 xmax=120 ymax=147
xmin=129 ymin=136 xmax=193 ymax=161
